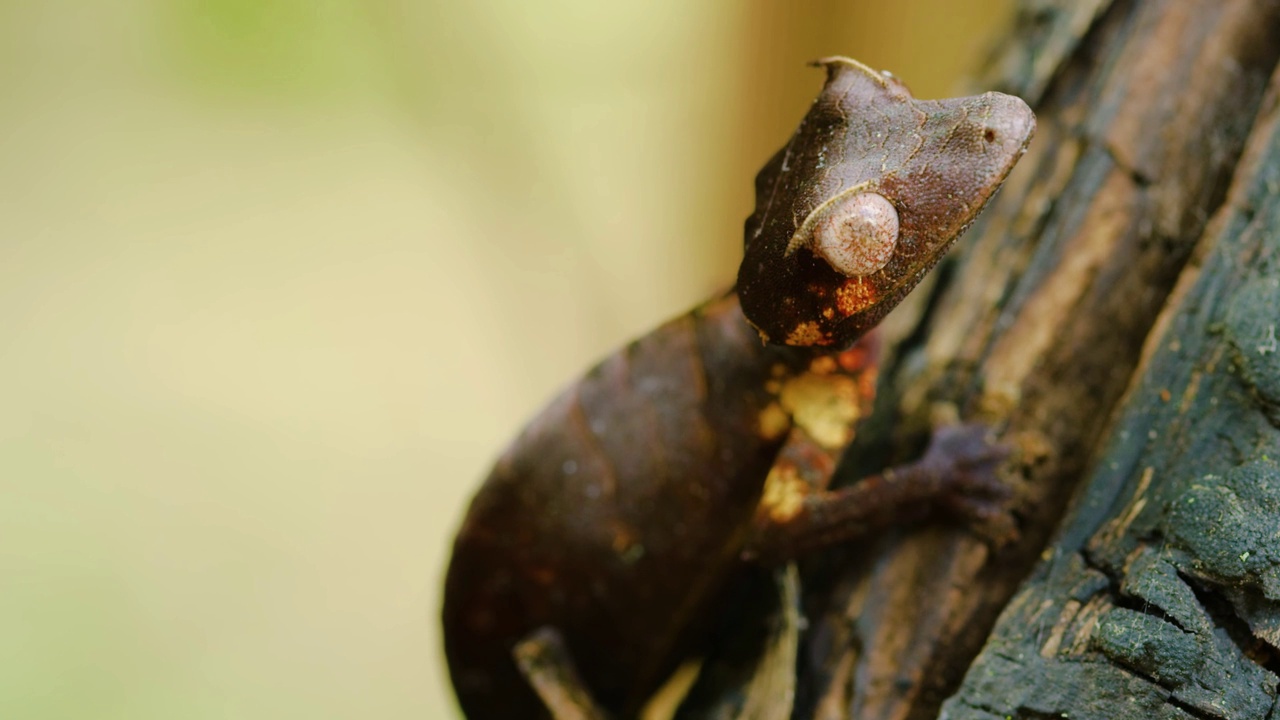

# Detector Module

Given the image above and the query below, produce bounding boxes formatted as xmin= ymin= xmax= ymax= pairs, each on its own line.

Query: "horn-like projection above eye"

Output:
xmin=804 ymin=191 xmax=899 ymax=277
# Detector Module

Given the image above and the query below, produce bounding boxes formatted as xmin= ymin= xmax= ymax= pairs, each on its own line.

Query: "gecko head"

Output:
xmin=737 ymin=57 xmax=1036 ymax=347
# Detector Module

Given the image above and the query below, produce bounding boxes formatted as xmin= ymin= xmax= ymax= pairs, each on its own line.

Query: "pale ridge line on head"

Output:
xmin=810 ymin=56 xmax=889 ymax=88
xmin=755 ymin=58 xmax=890 ymax=245
xmin=782 ymin=180 xmax=880 ymax=257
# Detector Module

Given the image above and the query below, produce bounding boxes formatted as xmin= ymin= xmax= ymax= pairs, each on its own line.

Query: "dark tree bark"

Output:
xmin=780 ymin=1 xmax=1280 ymax=719
xmin=934 ymin=7 xmax=1280 ymax=720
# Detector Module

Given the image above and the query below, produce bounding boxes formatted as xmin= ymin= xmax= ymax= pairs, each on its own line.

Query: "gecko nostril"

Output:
xmin=983 ymin=128 xmax=997 ymax=143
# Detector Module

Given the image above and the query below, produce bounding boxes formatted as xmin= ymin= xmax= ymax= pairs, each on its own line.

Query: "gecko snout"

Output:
xmin=976 ymin=92 xmax=1036 ymax=159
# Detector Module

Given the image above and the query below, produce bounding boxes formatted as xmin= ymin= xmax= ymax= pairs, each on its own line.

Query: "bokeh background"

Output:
xmin=1 ymin=1 xmax=1012 ymax=717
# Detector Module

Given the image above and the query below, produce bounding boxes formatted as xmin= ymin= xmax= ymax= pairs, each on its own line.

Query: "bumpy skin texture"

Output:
xmin=443 ymin=58 xmax=1035 ymax=720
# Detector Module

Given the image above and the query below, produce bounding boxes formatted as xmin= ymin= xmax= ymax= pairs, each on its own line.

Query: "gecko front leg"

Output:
xmin=747 ymin=423 xmax=1015 ymax=565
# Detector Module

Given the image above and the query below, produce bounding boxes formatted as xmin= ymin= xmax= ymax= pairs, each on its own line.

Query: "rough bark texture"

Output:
xmin=787 ymin=1 xmax=1280 ymax=718
xmin=938 ymin=23 xmax=1280 ymax=720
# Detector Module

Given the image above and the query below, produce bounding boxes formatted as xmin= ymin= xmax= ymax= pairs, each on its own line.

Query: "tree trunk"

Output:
xmin=787 ymin=1 xmax=1280 ymax=719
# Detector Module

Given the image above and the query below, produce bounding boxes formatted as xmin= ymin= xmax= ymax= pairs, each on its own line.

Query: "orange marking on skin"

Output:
xmin=757 ymin=402 xmax=790 ymax=441
xmin=760 ymin=463 xmax=808 ymax=523
xmin=786 ymin=321 xmax=827 ymax=346
xmin=809 ymin=355 xmax=838 ymax=375
xmin=836 ymin=346 xmax=871 ymax=373
xmin=779 ymin=373 xmax=862 ymax=449
xmin=835 ymin=278 xmax=879 ymax=316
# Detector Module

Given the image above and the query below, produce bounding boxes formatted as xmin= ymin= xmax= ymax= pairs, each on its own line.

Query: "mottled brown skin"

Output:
xmin=443 ymin=58 xmax=1035 ymax=720
xmin=739 ymin=58 xmax=1036 ymax=347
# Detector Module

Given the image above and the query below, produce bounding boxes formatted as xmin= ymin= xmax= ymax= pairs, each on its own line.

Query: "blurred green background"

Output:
xmin=0 ymin=1 xmax=1011 ymax=717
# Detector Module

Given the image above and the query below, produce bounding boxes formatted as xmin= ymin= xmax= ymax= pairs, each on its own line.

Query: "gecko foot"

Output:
xmin=916 ymin=423 xmax=1018 ymax=547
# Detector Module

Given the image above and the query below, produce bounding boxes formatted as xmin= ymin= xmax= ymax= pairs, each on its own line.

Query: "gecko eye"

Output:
xmin=811 ymin=192 xmax=899 ymax=277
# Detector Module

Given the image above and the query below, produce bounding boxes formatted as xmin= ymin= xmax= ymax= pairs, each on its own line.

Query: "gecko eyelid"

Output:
xmin=811 ymin=192 xmax=899 ymax=277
